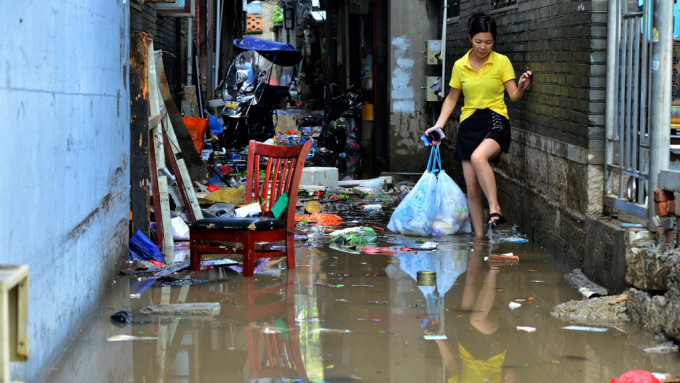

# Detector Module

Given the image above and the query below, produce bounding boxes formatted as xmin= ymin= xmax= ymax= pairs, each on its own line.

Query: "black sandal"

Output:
xmin=488 ymin=212 xmax=507 ymax=229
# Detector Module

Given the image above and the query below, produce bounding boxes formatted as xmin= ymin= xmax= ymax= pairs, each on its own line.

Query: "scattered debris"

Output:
xmin=562 ymin=325 xmax=608 ymax=332
xmin=139 ymin=303 xmax=221 ymax=316
xmin=551 ymin=294 xmax=629 ymax=325
xmin=642 ymin=341 xmax=679 ymax=354
xmin=485 ymin=252 xmax=518 ymax=262
xmin=424 ymin=334 xmax=447 ymax=340
xmin=564 ymin=268 xmax=608 ymax=298
xmin=516 ymin=326 xmax=536 ymax=333
xmin=107 ymin=334 xmax=159 ymax=342
xmin=420 ymin=242 xmax=438 ymax=250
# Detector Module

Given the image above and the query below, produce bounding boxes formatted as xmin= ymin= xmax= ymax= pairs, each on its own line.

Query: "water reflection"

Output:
xmin=45 ymin=233 xmax=680 ymax=383
xmin=435 ymin=244 xmax=519 ymax=382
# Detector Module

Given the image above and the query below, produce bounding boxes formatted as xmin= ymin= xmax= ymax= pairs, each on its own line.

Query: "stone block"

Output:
xmin=547 ymin=154 xmax=568 ymax=206
xmin=625 ymin=243 xmax=672 ymax=291
xmin=583 ymin=215 xmax=630 ymax=292
xmin=525 ymin=145 xmax=548 ymax=195
xmin=626 ymin=287 xmax=680 ymax=341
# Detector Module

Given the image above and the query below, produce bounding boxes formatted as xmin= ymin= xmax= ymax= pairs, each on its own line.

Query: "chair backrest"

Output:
xmin=245 ymin=140 xmax=312 ymax=228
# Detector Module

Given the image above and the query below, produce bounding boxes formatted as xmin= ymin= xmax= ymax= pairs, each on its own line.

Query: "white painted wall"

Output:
xmin=0 ymin=1 xmax=130 ymax=381
xmin=389 ymin=1 xmax=441 ymax=171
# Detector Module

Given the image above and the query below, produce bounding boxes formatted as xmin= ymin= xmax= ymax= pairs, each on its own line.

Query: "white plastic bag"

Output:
xmin=387 ymin=148 xmax=439 ymax=236
xmin=388 ymin=146 xmax=470 ymax=236
xmin=433 ymin=170 xmax=471 ymax=235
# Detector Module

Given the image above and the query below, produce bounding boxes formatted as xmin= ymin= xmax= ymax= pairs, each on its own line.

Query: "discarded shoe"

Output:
xmin=488 ymin=212 xmax=507 ymax=229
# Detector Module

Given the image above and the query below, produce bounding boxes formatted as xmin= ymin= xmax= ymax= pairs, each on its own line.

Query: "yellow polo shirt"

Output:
xmin=450 ymin=50 xmax=516 ymax=122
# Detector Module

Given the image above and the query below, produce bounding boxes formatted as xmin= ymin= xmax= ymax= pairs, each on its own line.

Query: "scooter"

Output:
xmin=320 ymin=85 xmax=363 ymax=154
xmin=219 ymin=36 xmax=302 ymax=149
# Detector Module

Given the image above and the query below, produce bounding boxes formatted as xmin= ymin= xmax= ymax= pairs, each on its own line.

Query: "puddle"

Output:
xmin=46 ymin=224 xmax=680 ymax=383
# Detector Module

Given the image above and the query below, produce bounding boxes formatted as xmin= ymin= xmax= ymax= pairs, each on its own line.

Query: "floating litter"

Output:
xmin=420 ymin=242 xmax=438 ymax=250
xmin=516 ymin=326 xmax=536 ymax=333
xmin=424 ymin=334 xmax=447 ymax=340
xmin=562 ymin=325 xmax=608 ymax=332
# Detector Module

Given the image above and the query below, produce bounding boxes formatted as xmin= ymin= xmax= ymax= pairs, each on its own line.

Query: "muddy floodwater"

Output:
xmin=46 ymin=219 xmax=680 ymax=382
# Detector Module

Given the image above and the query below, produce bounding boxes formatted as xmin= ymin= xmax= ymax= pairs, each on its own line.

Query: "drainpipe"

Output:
xmin=604 ymin=0 xmax=619 ymax=192
xmin=439 ymin=0 xmax=447 ymax=98
xmin=647 ymin=0 xmax=673 ymax=229
xmin=215 ymin=0 xmax=224 ymax=91
xmin=344 ymin=0 xmax=351 ymax=87
xmin=187 ymin=17 xmax=193 ymax=86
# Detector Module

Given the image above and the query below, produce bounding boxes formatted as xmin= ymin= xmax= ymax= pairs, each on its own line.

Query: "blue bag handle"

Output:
xmin=427 ymin=145 xmax=442 ymax=174
xmin=426 ymin=146 xmax=438 ymax=173
xmin=434 ymin=145 xmax=442 ymax=173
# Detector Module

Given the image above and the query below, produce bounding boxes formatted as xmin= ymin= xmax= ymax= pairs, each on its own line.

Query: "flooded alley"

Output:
xmin=45 ymin=210 xmax=680 ymax=382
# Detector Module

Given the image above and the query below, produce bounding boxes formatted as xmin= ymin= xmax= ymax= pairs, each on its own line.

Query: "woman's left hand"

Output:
xmin=518 ymin=71 xmax=533 ymax=92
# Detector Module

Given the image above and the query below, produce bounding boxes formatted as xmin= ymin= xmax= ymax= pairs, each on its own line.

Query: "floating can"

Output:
xmin=417 ymin=271 xmax=436 ymax=286
xmin=305 ymin=200 xmax=323 ymax=214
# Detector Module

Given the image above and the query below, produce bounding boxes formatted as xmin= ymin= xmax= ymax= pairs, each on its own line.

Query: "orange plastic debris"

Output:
xmin=295 ymin=213 xmax=343 ymax=225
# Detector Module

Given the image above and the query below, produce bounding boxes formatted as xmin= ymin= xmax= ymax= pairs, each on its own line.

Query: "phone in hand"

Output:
xmin=427 ymin=128 xmax=445 ymax=143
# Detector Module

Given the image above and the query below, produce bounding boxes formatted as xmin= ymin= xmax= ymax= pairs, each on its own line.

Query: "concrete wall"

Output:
xmin=0 ymin=1 xmax=130 ymax=381
xmin=388 ymin=0 xmax=442 ymax=171
xmin=437 ymin=0 xmax=608 ymax=268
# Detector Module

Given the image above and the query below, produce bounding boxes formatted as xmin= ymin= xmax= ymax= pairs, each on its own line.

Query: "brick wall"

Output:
xmin=445 ymin=0 xmax=606 ymax=149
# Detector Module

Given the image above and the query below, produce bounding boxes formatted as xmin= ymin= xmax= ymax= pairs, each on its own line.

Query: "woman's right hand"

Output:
xmin=425 ymin=126 xmax=443 ymax=146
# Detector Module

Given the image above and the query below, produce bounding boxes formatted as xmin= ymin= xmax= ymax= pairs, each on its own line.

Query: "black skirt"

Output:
xmin=454 ymin=109 xmax=511 ymax=162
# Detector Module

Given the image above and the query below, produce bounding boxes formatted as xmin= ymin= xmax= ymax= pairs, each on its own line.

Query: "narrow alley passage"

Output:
xmin=45 ymin=207 xmax=680 ymax=382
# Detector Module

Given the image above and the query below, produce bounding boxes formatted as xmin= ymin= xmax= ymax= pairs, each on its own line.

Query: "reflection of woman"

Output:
xmin=429 ymin=246 xmax=518 ymax=382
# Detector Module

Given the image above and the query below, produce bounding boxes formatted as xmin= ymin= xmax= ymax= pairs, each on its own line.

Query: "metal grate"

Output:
xmin=490 ymin=0 xmax=517 ymax=10
xmin=604 ymin=1 xmax=651 ymax=218
xmin=446 ymin=1 xmax=460 ymax=18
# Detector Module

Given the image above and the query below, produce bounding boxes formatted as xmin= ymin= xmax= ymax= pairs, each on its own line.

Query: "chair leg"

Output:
xmin=189 ymin=238 xmax=201 ymax=271
xmin=286 ymin=231 xmax=296 ymax=270
xmin=243 ymin=233 xmax=256 ymax=277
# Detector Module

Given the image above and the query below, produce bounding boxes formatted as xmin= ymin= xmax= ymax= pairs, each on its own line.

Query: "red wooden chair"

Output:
xmin=245 ymin=320 xmax=308 ymax=381
xmin=189 ymin=140 xmax=312 ymax=276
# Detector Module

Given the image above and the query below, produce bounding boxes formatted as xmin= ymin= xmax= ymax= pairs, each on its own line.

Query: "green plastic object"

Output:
xmin=330 ymin=227 xmax=378 ymax=246
xmin=272 ymin=193 xmax=289 ymax=219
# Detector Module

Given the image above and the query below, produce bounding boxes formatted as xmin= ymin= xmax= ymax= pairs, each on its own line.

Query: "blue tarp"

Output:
xmin=233 ymin=36 xmax=302 ymax=66
xmin=129 ymin=230 xmax=165 ymax=265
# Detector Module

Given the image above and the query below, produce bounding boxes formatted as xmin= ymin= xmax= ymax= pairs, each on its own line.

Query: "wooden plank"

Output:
xmin=148 ymin=115 xmax=159 ymax=130
xmin=130 ymin=32 xmax=152 ymax=238
xmin=161 ymin=119 xmax=203 ymax=221
xmin=154 ymin=52 xmax=205 ymax=183
xmin=0 ymin=265 xmax=29 ymax=383
xmin=147 ymin=39 xmax=175 ymax=263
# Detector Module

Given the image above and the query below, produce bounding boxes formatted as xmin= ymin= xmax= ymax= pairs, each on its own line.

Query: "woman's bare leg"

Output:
xmin=470 ymin=139 xmax=502 ymax=224
xmin=462 ymin=160 xmax=484 ymax=236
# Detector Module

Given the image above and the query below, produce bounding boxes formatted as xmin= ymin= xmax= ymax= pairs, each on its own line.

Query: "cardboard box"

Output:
xmin=276 ymin=115 xmax=297 ymax=134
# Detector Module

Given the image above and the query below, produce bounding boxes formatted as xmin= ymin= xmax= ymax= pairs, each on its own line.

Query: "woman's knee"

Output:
xmin=466 ymin=183 xmax=483 ymax=199
xmin=470 ymin=151 xmax=489 ymax=168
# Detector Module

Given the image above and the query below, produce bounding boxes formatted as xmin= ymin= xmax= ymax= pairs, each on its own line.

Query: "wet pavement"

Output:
xmin=46 ymin=207 xmax=680 ymax=382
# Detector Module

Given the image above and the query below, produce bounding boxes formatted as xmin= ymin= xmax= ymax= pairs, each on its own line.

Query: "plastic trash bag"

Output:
xmin=433 ymin=170 xmax=471 ymax=235
xmin=129 ymin=230 xmax=165 ymax=264
xmin=387 ymin=168 xmax=438 ymax=236
xmin=388 ymin=146 xmax=469 ymax=236
xmin=205 ymin=110 xmax=223 ymax=135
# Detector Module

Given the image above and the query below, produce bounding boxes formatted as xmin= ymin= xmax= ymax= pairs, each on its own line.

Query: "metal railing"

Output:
xmin=604 ymin=0 xmax=674 ymax=229
xmin=604 ymin=0 xmax=651 ymax=219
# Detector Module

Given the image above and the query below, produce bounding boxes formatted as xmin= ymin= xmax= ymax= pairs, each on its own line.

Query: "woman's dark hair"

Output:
xmin=468 ymin=11 xmax=497 ymax=40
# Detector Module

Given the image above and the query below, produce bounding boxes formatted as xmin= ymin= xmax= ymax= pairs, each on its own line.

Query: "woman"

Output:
xmin=426 ymin=12 xmax=532 ymax=237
